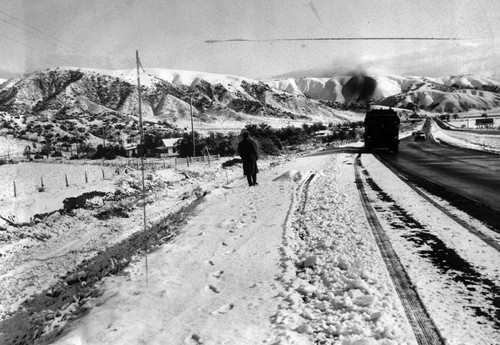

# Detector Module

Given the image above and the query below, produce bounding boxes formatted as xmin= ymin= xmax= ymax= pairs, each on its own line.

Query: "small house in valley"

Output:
xmin=157 ymin=138 xmax=181 ymax=157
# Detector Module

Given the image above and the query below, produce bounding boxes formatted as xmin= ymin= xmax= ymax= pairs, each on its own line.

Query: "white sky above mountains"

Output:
xmin=1 ymin=0 xmax=499 ymax=78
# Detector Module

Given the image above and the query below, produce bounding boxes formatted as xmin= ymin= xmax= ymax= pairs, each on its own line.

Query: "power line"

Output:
xmin=0 ymin=7 xmax=82 ymax=53
xmin=0 ymin=32 xmax=33 ymax=49
xmin=205 ymin=37 xmax=463 ymax=44
xmin=1 ymin=18 xmax=63 ymax=51
xmin=0 ymin=7 xmax=103 ymax=66
xmin=0 ymin=32 xmax=90 ymax=70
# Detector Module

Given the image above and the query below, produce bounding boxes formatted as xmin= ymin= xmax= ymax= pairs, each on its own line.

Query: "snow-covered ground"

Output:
xmin=430 ymin=120 xmax=500 ymax=154
xmin=1 ymin=125 xmax=499 ymax=344
xmin=28 ymin=145 xmax=498 ymax=345
xmin=0 ymin=135 xmax=34 ymax=158
xmin=44 ymin=152 xmax=419 ymax=345
xmin=0 ymin=163 xmax=117 ymax=224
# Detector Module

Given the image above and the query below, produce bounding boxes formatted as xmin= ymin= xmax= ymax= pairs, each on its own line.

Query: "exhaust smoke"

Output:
xmin=342 ymin=74 xmax=377 ymax=105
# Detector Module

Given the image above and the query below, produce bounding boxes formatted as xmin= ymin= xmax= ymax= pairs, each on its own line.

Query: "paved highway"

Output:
xmin=377 ymin=119 xmax=500 ymax=229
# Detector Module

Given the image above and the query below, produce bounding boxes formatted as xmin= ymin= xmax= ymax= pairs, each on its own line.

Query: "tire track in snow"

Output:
xmin=354 ymin=154 xmax=445 ymax=345
xmin=375 ymin=154 xmax=500 ymax=251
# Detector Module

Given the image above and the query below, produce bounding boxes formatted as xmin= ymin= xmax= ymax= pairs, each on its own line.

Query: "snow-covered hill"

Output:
xmin=1 ymin=68 xmax=500 ymax=152
xmin=0 ymin=67 xmax=357 ymax=136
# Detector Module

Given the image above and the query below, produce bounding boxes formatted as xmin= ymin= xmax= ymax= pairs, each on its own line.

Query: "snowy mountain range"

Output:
xmin=1 ymin=68 xmax=500 ymax=149
xmin=2 ymin=68 xmax=500 ymax=123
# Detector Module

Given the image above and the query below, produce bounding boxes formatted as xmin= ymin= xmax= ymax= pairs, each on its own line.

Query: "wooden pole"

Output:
xmin=190 ymin=94 xmax=195 ymax=157
xmin=65 ymin=174 xmax=69 ymax=187
xmin=137 ymin=50 xmax=149 ymax=285
xmin=85 ymin=171 xmax=88 ymax=183
xmin=13 ymin=181 xmax=16 ymax=198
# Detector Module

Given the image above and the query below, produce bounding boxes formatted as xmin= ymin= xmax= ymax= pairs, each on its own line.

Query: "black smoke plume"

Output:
xmin=341 ymin=74 xmax=377 ymax=105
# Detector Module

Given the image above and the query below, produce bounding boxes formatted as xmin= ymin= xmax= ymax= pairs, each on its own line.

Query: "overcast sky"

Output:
xmin=1 ymin=0 xmax=499 ymax=79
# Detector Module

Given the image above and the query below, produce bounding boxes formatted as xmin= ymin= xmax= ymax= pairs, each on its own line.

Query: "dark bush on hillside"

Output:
xmin=175 ymin=132 xmax=206 ymax=157
xmin=91 ymin=145 xmax=126 ymax=160
xmin=205 ymin=132 xmax=237 ymax=157
xmin=256 ymin=137 xmax=281 ymax=155
xmin=302 ymin=122 xmax=326 ymax=135
xmin=51 ymin=151 xmax=63 ymax=157
xmin=276 ymin=126 xmax=309 ymax=146
xmin=245 ymin=123 xmax=282 ymax=155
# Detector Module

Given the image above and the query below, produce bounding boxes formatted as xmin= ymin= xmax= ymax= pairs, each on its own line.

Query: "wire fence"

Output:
xmin=4 ymin=166 xmax=115 ymax=199
xmin=0 ymin=153 xmax=222 ymax=169
xmin=1 ymin=154 xmax=223 ymax=198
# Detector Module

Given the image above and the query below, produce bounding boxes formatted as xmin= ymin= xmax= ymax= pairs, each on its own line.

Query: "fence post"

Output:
xmin=163 ymin=159 xmax=166 ymax=168
xmin=85 ymin=171 xmax=88 ymax=183
xmin=41 ymin=176 xmax=44 ymax=188
xmin=13 ymin=181 xmax=16 ymax=198
xmin=65 ymin=174 xmax=69 ymax=187
xmin=186 ymin=157 xmax=190 ymax=167
xmin=175 ymin=157 xmax=177 ymax=166
xmin=207 ymin=154 xmax=210 ymax=166
xmin=102 ymin=169 xmax=105 ymax=179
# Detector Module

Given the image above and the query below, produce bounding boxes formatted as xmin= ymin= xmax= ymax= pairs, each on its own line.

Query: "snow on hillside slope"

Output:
xmin=71 ymin=67 xmax=255 ymax=93
xmin=266 ymin=76 xmax=402 ymax=102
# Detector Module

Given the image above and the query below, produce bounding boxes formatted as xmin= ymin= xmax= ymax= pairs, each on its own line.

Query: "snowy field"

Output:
xmin=430 ymin=120 xmax=500 ymax=154
xmin=0 ymin=163 xmax=117 ymax=224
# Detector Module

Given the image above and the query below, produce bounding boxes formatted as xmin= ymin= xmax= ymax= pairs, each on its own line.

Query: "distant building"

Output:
xmin=156 ymin=138 xmax=181 ymax=157
xmin=123 ymin=143 xmax=138 ymax=157
xmin=314 ymin=130 xmax=333 ymax=138
xmin=475 ymin=118 xmax=494 ymax=128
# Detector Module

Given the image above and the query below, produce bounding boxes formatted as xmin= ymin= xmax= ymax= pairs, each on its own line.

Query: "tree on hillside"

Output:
xmin=205 ymin=132 xmax=237 ymax=156
xmin=175 ymin=132 xmax=206 ymax=157
xmin=244 ymin=123 xmax=282 ymax=155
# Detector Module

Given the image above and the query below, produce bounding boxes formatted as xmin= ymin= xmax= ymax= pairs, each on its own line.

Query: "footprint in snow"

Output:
xmin=211 ymin=303 xmax=235 ymax=315
xmin=236 ymin=220 xmax=247 ymax=229
xmin=208 ymin=284 xmax=220 ymax=293
xmin=212 ymin=270 xmax=224 ymax=278
xmin=190 ymin=333 xmax=205 ymax=344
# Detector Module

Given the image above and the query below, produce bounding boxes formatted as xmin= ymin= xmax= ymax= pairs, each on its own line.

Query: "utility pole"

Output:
xmin=136 ymin=50 xmax=148 ymax=285
xmin=190 ymin=93 xmax=195 ymax=157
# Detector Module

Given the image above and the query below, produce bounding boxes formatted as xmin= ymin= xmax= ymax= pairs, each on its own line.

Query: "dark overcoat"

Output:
xmin=237 ymin=138 xmax=259 ymax=176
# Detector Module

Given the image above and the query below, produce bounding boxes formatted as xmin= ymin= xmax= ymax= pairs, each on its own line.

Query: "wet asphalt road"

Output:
xmin=378 ymin=120 xmax=500 ymax=215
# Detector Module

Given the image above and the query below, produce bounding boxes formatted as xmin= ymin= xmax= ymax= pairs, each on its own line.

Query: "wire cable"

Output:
xmin=0 ymin=7 xmax=103 ymax=66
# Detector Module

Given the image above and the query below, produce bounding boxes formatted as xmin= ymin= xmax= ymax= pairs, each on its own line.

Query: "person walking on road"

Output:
xmin=238 ymin=131 xmax=259 ymax=186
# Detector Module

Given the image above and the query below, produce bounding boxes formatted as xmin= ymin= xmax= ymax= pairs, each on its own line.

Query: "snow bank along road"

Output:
xmin=9 ymin=149 xmax=500 ymax=344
